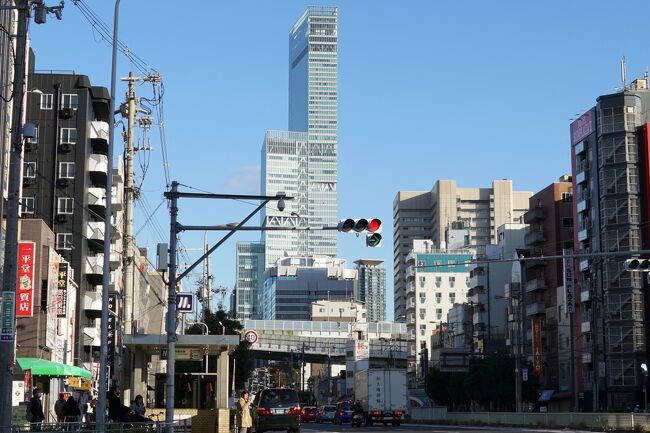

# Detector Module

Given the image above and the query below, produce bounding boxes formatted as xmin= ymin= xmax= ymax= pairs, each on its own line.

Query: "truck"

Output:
xmin=354 ymin=368 xmax=407 ymax=426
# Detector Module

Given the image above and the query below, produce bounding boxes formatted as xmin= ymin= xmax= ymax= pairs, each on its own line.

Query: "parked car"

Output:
xmin=316 ymin=405 xmax=336 ymax=423
xmin=333 ymin=401 xmax=353 ymax=425
xmin=252 ymin=388 xmax=301 ymax=433
xmin=301 ymin=406 xmax=317 ymax=422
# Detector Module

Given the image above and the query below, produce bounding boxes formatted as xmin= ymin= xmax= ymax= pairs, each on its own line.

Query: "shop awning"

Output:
xmin=16 ymin=358 xmax=92 ymax=379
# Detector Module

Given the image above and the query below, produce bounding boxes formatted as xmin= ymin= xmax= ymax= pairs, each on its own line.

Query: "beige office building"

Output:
xmin=393 ymin=179 xmax=532 ymax=321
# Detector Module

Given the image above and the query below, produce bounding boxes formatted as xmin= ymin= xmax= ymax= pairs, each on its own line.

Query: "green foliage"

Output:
xmin=424 ymin=354 xmax=537 ymax=411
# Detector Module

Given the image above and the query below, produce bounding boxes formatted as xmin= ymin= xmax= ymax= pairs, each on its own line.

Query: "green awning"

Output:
xmin=16 ymin=358 xmax=92 ymax=379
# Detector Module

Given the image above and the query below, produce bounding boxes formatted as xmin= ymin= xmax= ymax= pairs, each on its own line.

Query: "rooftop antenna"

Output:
xmin=621 ymin=56 xmax=627 ymax=91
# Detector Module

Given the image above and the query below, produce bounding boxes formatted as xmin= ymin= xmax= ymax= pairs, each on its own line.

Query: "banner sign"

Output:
xmin=56 ymin=262 xmax=69 ymax=318
xmin=16 ymin=241 xmax=36 ymax=317
xmin=46 ymin=250 xmax=59 ymax=350
xmin=1 ymin=292 xmax=15 ymax=342
xmin=563 ymin=248 xmax=574 ymax=315
xmin=107 ymin=294 xmax=116 ymax=363
xmin=533 ymin=319 xmax=542 ymax=375
xmin=570 ymin=109 xmax=594 ymax=145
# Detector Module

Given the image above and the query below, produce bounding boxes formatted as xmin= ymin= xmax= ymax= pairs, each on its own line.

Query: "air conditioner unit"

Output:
xmin=60 ymin=107 xmax=74 ymax=118
xmin=56 ymin=178 xmax=70 ymax=187
xmin=22 ymin=177 xmax=35 ymax=186
xmin=55 ymin=214 xmax=69 ymax=223
xmin=58 ymin=142 xmax=72 ymax=153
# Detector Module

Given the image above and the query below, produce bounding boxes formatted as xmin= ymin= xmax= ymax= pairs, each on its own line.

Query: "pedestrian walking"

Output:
xmin=236 ymin=391 xmax=252 ymax=433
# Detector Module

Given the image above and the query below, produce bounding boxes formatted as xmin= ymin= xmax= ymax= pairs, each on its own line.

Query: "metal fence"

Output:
xmin=9 ymin=420 xmax=191 ymax=433
xmin=409 ymin=410 xmax=650 ymax=431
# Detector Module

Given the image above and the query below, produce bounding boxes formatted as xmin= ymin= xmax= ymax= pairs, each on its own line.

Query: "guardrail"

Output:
xmin=9 ymin=420 xmax=190 ymax=433
xmin=410 ymin=410 xmax=650 ymax=431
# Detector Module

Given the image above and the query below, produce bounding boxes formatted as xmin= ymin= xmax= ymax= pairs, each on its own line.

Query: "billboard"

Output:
xmin=570 ymin=109 xmax=595 ymax=145
xmin=16 ymin=241 xmax=36 ymax=317
xmin=56 ymin=262 xmax=69 ymax=318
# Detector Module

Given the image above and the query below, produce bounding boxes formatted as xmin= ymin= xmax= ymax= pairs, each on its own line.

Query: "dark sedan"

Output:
xmin=252 ymin=388 xmax=301 ymax=433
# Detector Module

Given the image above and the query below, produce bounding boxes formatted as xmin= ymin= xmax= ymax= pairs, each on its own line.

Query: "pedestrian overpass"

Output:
xmin=241 ymin=320 xmax=409 ymax=365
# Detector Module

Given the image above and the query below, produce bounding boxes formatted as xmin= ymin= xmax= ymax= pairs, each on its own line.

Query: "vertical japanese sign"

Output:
xmin=533 ymin=319 xmax=542 ymax=375
xmin=1 ymin=292 xmax=15 ymax=342
xmin=107 ymin=294 xmax=116 ymax=363
xmin=16 ymin=241 xmax=36 ymax=317
xmin=46 ymin=249 xmax=59 ymax=350
xmin=563 ymin=248 xmax=574 ymax=315
xmin=56 ymin=263 xmax=69 ymax=318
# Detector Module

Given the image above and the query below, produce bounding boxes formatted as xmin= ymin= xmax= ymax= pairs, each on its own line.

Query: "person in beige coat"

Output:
xmin=237 ymin=391 xmax=252 ymax=433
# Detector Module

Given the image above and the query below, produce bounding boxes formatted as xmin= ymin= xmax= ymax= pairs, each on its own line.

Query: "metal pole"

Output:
xmin=97 ymin=2 xmax=120 ymax=430
xmin=166 ymin=180 xmax=179 ymax=433
xmin=0 ymin=1 xmax=28 ymax=429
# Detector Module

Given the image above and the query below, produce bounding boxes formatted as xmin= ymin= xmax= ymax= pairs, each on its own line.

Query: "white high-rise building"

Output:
xmin=261 ymin=6 xmax=338 ymax=267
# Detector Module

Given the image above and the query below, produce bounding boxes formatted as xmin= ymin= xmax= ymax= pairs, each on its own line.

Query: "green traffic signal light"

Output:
xmin=366 ymin=233 xmax=382 ymax=247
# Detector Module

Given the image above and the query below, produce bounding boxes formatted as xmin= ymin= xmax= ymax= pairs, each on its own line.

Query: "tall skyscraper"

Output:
xmin=354 ymin=259 xmax=386 ymax=322
xmin=261 ymin=6 xmax=338 ymax=268
xmin=393 ymin=179 xmax=532 ymax=321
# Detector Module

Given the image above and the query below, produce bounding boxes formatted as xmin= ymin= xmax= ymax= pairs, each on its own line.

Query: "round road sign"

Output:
xmin=243 ymin=330 xmax=259 ymax=344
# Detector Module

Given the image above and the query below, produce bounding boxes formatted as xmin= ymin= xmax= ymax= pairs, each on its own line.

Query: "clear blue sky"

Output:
xmin=29 ymin=1 xmax=650 ymax=320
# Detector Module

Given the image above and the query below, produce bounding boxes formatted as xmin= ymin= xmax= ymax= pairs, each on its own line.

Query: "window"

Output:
xmin=61 ymin=94 xmax=79 ymax=109
xmin=449 ymin=276 xmax=456 ymax=287
xmin=23 ymin=162 xmax=36 ymax=178
xmin=435 ymin=276 xmax=442 ymax=287
xmin=419 ymin=276 xmax=425 ymax=288
xmin=436 ymin=308 xmax=443 ymax=320
xmin=449 ymin=293 xmax=456 ymax=303
xmin=419 ymin=293 xmax=426 ymax=304
xmin=562 ymin=192 xmax=573 ymax=202
xmin=40 ymin=93 xmax=53 ymax=110
xmin=57 ymin=197 xmax=74 ymax=214
xmin=26 ymin=124 xmax=38 ymax=144
xmin=59 ymin=162 xmax=75 ymax=179
xmin=20 ymin=196 xmax=35 ymax=214
xmin=563 ymin=217 xmax=573 ymax=228
xmin=435 ymin=292 xmax=442 ymax=303
xmin=60 ymin=128 xmax=77 ymax=144
xmin=56 ymin=233 xmax=72 ymax=250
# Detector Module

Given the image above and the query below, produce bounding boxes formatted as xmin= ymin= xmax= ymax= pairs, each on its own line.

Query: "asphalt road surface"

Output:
xmin=299 ymin=421 xmax=592 ymax=433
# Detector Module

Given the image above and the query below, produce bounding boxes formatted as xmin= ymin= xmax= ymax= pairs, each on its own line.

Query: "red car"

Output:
xmin=301 ymin=406 xmax=318 ymax=422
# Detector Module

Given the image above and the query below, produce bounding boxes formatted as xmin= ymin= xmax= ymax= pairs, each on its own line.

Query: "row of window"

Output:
xmin=27 ymin=127 xmax=77 ymax=145
xmin=21 ymin=195 xmax=75 ymax=215
xmin=24 ymin=161 xmax=75 ymax=179
xmin=39 ymin=93 xmax=78 ymax=110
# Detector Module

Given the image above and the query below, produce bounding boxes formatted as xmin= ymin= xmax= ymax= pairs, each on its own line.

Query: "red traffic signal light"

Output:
xmin=367 ymin=218 xmax=381 ymax=232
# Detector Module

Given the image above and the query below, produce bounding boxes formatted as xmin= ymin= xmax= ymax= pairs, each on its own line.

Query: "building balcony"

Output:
xmin=83 ymin=325 xmax=101 ymax=347
xmin=575 ymin=141 xmax=586 ymax=155
xmin=525 ymin=228 xmax=546 ymax=245
xmin=525 ymin=277 xmax=546 ymax=293
xmin=84 ymin=290 xmax=102 ymax=316
xmin=109 ymin=249 xmax=120 ymax=270
xmin=90 ymin=121 xmax=109 ymax=142
xmin=85 ymin=254 xmax=104 ymax=277
xmin=577 ymin=200 xmax=587 ymax=214
xmin=576 ymin=171 xmax=586 ymax=185
xmin=88 ymin=187 xmax=106 ymax=210
xmin=469 ymin=291 xmax=487 ymax=306
xmin=470 ymin=273 xmax=487 ymax=288
xmin=526 ymin=302 xmax=546 ymax=317
xmin=581 ymin=321 xmax=591 ymax=333
xmin=88 ymin=154 xmax=108 ymax=186
xmin=406 ymin=282 xmax=415 ymax=295
xmin=85 ymin=221 xmax=105 ymax=251
xmin=111 ymin=186 xmax=123 ymax=211
xmin=472 ymin=311 xmax=487 ymax=326
xmin=524 ymin=207 xmax=545 ymax=224
xmin=504 ymin=282 xmax=521 ymax=299
xmin=581 ymin=289 xmax=591 ymax=303
xmin=405 ymin=252 xmax=415 ymax=265
xmin=525 ymin=258 xmax=546 ymax=269
xmin=405 ymin=266 xmax=415 ymax=280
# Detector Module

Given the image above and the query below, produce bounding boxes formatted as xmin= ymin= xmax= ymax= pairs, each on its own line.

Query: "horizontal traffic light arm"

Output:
xmin=176 ymin=224 xmax=341 ymax=232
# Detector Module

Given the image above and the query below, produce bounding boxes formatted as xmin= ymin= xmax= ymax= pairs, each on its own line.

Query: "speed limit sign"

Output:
xmin=243 ymin=330 xmax=259 ymax=345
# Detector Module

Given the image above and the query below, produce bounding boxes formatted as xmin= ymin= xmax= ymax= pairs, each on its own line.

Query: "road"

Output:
xmin=300 ymin=421 xmax=592 ymax=433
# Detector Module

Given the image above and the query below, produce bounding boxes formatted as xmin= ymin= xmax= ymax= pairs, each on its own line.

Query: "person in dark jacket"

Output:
xmin=108 ymin=385 xmax=132 ymax=422
xmin=30 ymin=388 xmax=45 ymax=428
xmin=63 ymin=395 xmax=81 ymax=423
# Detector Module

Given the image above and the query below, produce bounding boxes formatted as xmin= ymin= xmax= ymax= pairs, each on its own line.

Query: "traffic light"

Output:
xmin=338 ymin=218 xmax=382 ymax=248
xmin=624 ymin=258 xmax=650 ymax=271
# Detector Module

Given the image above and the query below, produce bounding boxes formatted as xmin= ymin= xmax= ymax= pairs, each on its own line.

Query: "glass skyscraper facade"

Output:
xmin=262 ymin=6 xmax=339 ymax=267
xmin=355 ymin=259 xmax=387 ymax=322
xmin=235 ymin=242 xmax=265 ymax=320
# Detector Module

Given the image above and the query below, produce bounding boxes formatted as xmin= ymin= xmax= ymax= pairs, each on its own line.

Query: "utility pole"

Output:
xmin=123 ymin=71 xmax=136 ymax=337
xmin=204 ymin=232 xmax=212 ymax=315
xmin=165 ymin=181 xmax=179 ymax=433
xmin=0 ymin=1 xmax=29 ymax=429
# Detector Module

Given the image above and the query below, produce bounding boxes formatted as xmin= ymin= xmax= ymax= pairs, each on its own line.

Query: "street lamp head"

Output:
xmin=641 ymin=363 xmax=648 ymax=375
